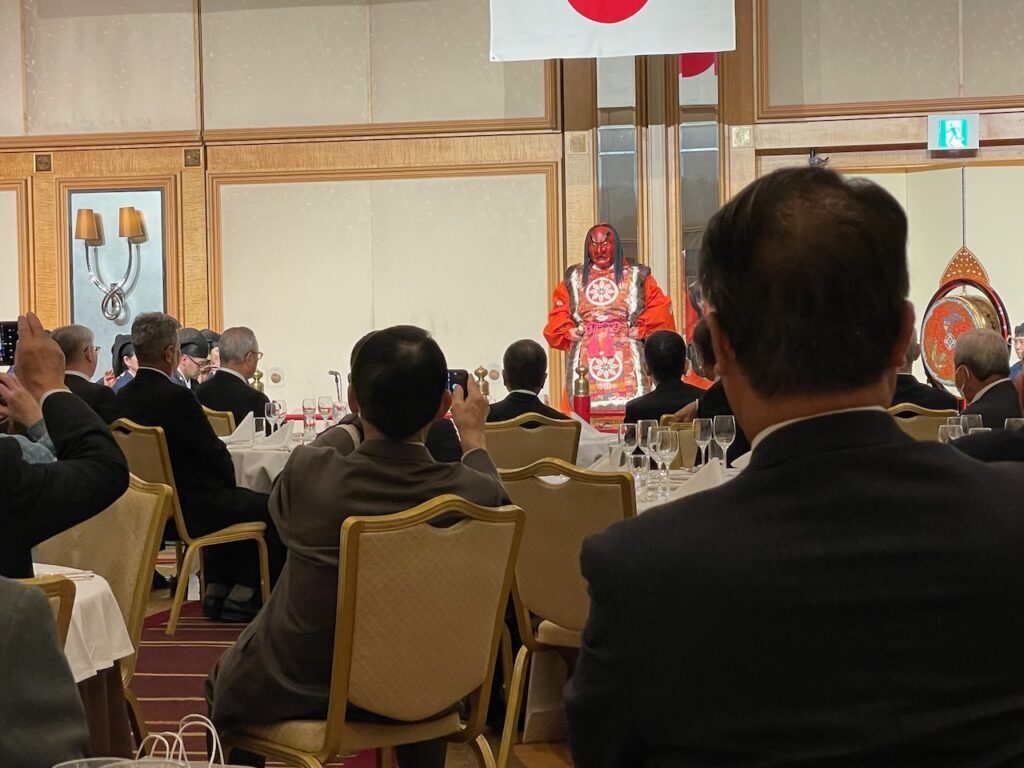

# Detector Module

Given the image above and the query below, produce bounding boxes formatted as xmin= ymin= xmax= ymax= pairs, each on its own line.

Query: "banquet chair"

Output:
xmin=495 ymin=459 xmax=636 ymax=768
xmin=484 ymin=413 xmax=582 ymax=469
xmin=17 ymin=574 xmax=76 ymax=646
xmin=668 ymin=422 xmax=700 ymax=469
xmin=109 ymin=418 xmax=271 ymax=636
xmin=887 ymin=403 xmax=958 ymax=441
xmin=203 ymin=406 xmax=236 ymax=437
xmin=220 ymin=495 xmax=524 ymax=768
xmin=36 ymin=474 xmax=173 ymax=740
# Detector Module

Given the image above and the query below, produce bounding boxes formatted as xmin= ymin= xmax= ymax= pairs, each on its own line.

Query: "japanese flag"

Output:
xmin=490 ymin=0 xmax=735 ymax=62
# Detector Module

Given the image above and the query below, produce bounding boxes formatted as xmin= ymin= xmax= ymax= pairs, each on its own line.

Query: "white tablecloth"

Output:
xmin=228 ymin=445 xmax=293 ymax=493
xmin=33 ymin=563 xmax=134 ymax=683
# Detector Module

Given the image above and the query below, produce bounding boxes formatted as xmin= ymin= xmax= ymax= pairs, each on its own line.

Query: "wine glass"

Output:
xmin=1005 ymin=418 xmax=1024 ymax=431
xmin=947 ymin=424 xmax=964 ymax=441
xmin=713 ymin=415 xmax=736 ymax=468
xmin=264 ymin=402 xmax=277 ymax=433
xmin=937 ymin=425 xmax=951 ymax=444
xmin=969 ymin=427 xmax=991 ymax=436
xmin=268 ymin=399 xmax=286 ymax=433
xmin=318 ymin=396 xmax=334 ymax=428
xmin=693 ymin=418 xmax=712 ymax=466
xmin=960 ymin=414 xmax=983 ymax=433
xmin=333 ymin=400 xmax=348 ymax=423
xmin=652 ymin=427 xmax=678 ymax=498
xmin=637 ymin=420 xmax=659 ymax=499
xmin=619 ymin=422 xmax=638 ymax=454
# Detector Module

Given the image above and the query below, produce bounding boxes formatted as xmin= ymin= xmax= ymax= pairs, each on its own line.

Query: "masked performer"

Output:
xmin=545 ymin=223 xmax=675 ymax=415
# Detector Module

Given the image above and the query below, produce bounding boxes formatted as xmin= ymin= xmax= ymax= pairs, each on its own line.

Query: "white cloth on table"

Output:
xmin=228 ymin=444 xmax=292 ymax=494
xmin=636 ymin=459 xmax=732 ymax=513
xmin=260 ymin=419 xmax=293 ymax=449
xmin=220 ymin=412 xmax=255 ymax=445
xmin=32 ymin=563 xmax=134 ymax=683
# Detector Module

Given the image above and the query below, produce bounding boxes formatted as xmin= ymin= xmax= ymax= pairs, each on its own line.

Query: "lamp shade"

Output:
xmin=118 ymin=206 xmax=142 ymax=238
xmin=74 ymin=208 xmax=98 ymax=241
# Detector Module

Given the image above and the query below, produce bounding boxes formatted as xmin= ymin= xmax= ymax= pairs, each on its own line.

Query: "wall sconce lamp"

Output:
xmin=74 ymin=205 xmax=143 ymax=321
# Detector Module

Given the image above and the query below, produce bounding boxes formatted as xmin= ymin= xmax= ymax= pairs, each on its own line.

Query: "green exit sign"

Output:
xmin=928 ymin=113 xmax=980 ymax=151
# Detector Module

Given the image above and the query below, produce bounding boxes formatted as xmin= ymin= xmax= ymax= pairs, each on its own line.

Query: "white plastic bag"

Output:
xmin=134 ymin=713 xmax=226 ymax=766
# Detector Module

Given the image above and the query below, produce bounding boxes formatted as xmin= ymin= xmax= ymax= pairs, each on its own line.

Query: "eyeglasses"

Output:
xmin=185 ymin=354 xmax=211 ymax=370
xmin=247 ymin=350 xmax=264 ymax=361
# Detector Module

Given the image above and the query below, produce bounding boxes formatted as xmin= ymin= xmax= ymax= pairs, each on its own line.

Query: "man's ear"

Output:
xmin=501 ymin=369 xmax=509 ymax=389
xmin=705 ymin=311 xmax=732 ymax=378
xmin=889 ymin=300 xmax=916 ymax=370
xmin=347 ymin=383 xmax=359 ymax=415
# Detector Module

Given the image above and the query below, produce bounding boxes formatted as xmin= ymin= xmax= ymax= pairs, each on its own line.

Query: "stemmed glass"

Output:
xmin=618 ymin=422 xmax=638 ymax=452
xmin=1005 ymin=418 xmax=1024 ymax=431
xmin=627 ymin=454 xmax=647 ymax=501
xmin=713 ymin=415 xmax=736 ymax=468
xmin=651 ymin=427 xmax=678 ymax=499
xmin=947 ymin=423 xmax=964 ymax=441
xmin=693 ymin=418 xmax=712 ymax=466
xmin=265 ymin=400 xmax=286 ymax=434
xmin=637 ymin=419 xmax=659 ymax=499
xmin=318 ymin=396 xmax=334 ymax=429
xmin=960 ymin=414 xmax=983 ymax=433
xmin=301 ymin=398 xmax=316 ymax=442
xmin=937 ymin=425 xmax=952 ymax=444
xmin=333 ymin=400 xmax=348 ymax=423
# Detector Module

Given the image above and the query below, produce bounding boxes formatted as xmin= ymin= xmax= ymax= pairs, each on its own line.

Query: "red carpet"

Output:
xmin=136 ymin=603 xmax=376 ymax=766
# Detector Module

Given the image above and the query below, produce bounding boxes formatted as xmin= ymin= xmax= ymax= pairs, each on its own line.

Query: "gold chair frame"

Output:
xmin=203 ymin=406 xmax=237 ymax=437
xmin=109 ymin=419 xmax=270 ymax=635
xmin=221 ymin=495 xmax=525 ymax=768
xmin=484 ymin=413 xmax=582 ymax=469
xmin=495 ymin=459 xmax=636 ymax=768
xmin=887 ymin=403 xmax=958 ymax=441
xmin=18 ymin=574 xmax=76 ymax=646
xmin=36 ymin=474 xmax=172 ymax=740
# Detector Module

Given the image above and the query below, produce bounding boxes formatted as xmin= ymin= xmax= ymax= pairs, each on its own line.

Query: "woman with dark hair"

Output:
xmin=109 ymin=333 xmax=137 ymax=393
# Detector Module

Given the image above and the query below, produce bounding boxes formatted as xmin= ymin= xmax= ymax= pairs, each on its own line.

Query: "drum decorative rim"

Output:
xmin=921 ymin=277 xmax=1010 ymax=389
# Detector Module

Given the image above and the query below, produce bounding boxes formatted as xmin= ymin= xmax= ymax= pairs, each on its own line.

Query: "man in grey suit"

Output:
xmin=207 ymin=326 xmax=508 ymax=768
xmin=0 ymin=576 xmax=89 ymax=768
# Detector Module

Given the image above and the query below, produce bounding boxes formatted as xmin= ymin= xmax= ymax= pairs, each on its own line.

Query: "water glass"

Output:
xmin=253 ymin=416 xmax=267 ymax=438
xmin=969 ymin=427 xmax=992 ymax=435
xmin=637 ymin=420 xmax=659 ymax=499
xmin=318 ymin=396 xmax=334 ymax=428
xmin=713 ymin=415 xmax=736 ymax=467
xmin=627 ymin=453 xmax=647 ymax=499
xmin=652 ymin=427 xmax=678 ymax=498
xmin=618 ymin=422 xmax=638 ymax=453
xmin=301 ymin=398 xmax=316 ymax=442
xmin=1005 ymin=418 xmax=1024 ymax=431
xmin=947 ymin=424 xmax=964 ymax=441
xmin=937 ymin=425 xmax=951 ymax=444
xmin=607 ymin=443 xmax=627 ymax=471
xmin=960 ymin=414 xmax=983 ymax=433
xmin=693 ymin=418 xmax=712 ymax=465
xmin=333 ymin=400 xmax=348 ymax=422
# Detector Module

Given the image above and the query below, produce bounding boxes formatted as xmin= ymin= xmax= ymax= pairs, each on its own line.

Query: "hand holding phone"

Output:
xmin=447 ymin=369 xmax=470 ymax=397
xmin=0 ymin=321 xmax=17 ymax=367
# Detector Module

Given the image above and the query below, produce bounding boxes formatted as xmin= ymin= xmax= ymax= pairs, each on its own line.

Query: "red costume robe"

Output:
xmin=544 ymin=262 xmax=675 ymax=414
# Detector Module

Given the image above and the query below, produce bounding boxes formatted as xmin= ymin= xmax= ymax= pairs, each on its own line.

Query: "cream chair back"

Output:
xmin=330 ymin=496 xmax=523 ymax=726
xmin=500 ymin=459 xmax=635 ymax=636
xmin=484 ymin=414 xmax=582 ymax=469
xmin=36 ymin=475 xmax=172 ymax=685
xmin=888 ymin=404 xmax=958 ymax=441
xmin=203 ymin=406 xmax=236 ymax=437
xmin=668 ymin=422 xmax=700 ymax=469
xmin=18 ymin=575 xmax=76 ymax=646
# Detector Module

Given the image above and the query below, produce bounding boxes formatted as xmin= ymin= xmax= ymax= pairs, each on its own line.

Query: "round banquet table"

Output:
xmin=33 ymin=563 xmax=135 ymax=757
xmin=228 ymin=443 xmax=293 ymax=493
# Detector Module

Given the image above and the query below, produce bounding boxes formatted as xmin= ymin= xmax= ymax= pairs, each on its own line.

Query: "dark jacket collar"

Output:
xmin=749 ymin=410 xmax=911 ymax=472
xmin=507 ymin=391 xmax=542 ymax=403
xmin=356 ymin=438 xmax=436 ymax=463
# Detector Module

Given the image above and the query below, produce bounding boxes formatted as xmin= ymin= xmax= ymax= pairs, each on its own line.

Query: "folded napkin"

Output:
xmin=588 ymin=444 xmax=626 ymax=473
xmin=731 ymin=451 xmax=751 ymax=469
xmin=34 ymin=566 xmax=94 ymax=581
xmin=259 ymin=420 xmax=293 ymax=449
xmin=569 ymin=411 xmax=605 ymax=440
xmin=221 ymin=412 xmax=255 ymax=445
xmin=667 ymin=457 xmax=727 ymax=501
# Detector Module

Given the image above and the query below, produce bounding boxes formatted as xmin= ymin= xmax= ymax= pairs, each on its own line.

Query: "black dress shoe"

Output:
xmin=152 ymin=570 xmax=171 ymax=591
xmin=202 ymin=583 xmax=230 ymax=620
xmin=220 ymin=584 xmax=261 ymax=623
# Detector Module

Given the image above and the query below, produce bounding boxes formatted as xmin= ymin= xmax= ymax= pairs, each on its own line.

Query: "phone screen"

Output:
xmin=447 ymin=369 xmax=470 ymax=395
xmin=0 ymin=321 xmax=17 ymax=366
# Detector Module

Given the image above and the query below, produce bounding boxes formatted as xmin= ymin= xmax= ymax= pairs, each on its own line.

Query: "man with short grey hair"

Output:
xmin=955 ymin=328 xmax=1021 ymax=427
xmin=196 ymin=326 xmax=269 ymax=427
xmin=117 ymin=312 xmax=283 ymax=619
xmin=51 ymin=324 xmax=117 ymax=423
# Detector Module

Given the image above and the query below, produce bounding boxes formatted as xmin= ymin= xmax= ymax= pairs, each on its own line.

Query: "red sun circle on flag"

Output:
xmin=567 ymin=0 xmax=650 ymax=24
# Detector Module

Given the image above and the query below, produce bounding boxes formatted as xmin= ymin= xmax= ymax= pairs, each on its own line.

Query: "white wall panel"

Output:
xmin=0 ymin=0 xmax=23 ymax=136
xmin=202 ymin=0 xmax=369 ymax=129
xmin=0 ymin=191 xmax=19 ymax=318
xmin=220 ymin=182 xmax=374 ymax=407
xmin=23 ymin=0 xmax=196 ymax=134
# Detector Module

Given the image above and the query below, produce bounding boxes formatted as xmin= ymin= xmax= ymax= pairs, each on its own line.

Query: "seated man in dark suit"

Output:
xmin=172 ymin=327 xmax=210 ymax=390
xmin=195 ymin=326 xmax=269 ymax=427
xmin=566 ymin=167 xmax=1024 ymax=768
xmin=0 ymin=576 xmax=90 ymax=767
xmin=208 ymin=325 xmax=508 ymax=768
xmin=891 ymin=328 xmax=959 ymax=412
xmin=116 ymin=312 xmax=284 ymax=617
xmin=487 ymin=338 xmax=566 ymax=423
xmin=624 ymin=330 xmax=704 ymax=423
xmin=51 ymin=324 xmax=118 ymax=424
xmin=955 ymin=377 xmax=1024 ymax=462
xmin=0 ymin=313 xmax=128 ymax=578
xmin=956 ymin=328 xmax=1022 ymax=428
